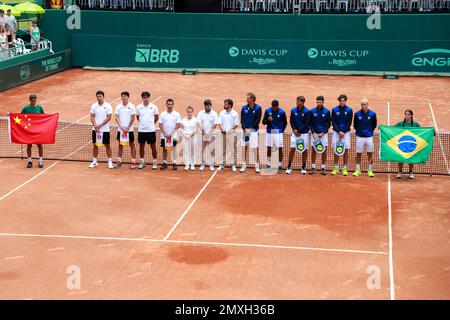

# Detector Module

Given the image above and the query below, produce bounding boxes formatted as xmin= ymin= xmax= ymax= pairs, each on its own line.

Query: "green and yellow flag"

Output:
xmin=380 ymin=125 xmax=435 ymax=164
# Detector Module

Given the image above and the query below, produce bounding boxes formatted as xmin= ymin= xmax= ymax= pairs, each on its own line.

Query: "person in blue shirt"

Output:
xmin=353 ymin=98 xmax=377 ymax=178
xmin=309 ymin=96 xmax=331 ymax=175
xmin=331 ymin=94 xmax=353 ymax=176
xmin=262 ymin=100 xmax=287 ymax=174
xmin=240 ymin=92 xmax=262 ymax=173
xmin=286 ymin=96 xmax=310 ymax=175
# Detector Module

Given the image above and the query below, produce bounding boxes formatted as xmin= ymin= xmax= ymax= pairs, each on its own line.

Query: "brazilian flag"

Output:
xmin=380 ymin=125 xmax=435 ymax=164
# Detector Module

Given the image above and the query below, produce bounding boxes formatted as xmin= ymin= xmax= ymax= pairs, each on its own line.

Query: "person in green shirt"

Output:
xmin=29 ymin=21 xmax=40 ymax=51
xmin=21 ymin=94 xmax=44 ymax=168
xmin=394 ymin=109 xmax=420 ymax=180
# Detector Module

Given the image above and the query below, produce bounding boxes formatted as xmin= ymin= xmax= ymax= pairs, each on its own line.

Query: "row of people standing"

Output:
xmin=88 ymin=91 xmax=380 ymax=176
xmin=22 ymin=91 xmax=420 ymax=179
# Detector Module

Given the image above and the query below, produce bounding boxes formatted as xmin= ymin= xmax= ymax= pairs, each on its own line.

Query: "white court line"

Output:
xmin=387 ymin=102 xmax=391 ymax=126
xmin=0 ymin=162 xmax=58 ymax=202
xmin=3 ymin=96 xmax=162 ymax=199
xmin=1 ymin=141 xmax=92 ymax=202
xmin=12 ymin=97 xmax=123 ymax=156
xmin=163 ymin=170 xmax=218 ymax=240
xmin=4 ymin=255 xmax=24 ymax=260
xmin=0 ymin=232 xmax=388 ymax=256
xmin=47 ymin=247 xmax=64 ymax=252
xmin=70 ymin=95 xmax=161 ymax=124
xmin=428 ymin=103 xmax=450 ymax=174
xmin=388 ymin=175 xmax=395 ymax=300
xmin=72 ymin=96 xmax=122 ymax=123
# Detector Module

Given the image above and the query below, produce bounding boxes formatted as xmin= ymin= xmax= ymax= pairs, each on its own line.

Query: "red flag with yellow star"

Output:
xmin=8 ymin=113 xmax=59 ymax=144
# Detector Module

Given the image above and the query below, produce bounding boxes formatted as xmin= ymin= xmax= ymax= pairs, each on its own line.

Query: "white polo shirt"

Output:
xmin=90 ymin=102 xmax=113 ymax=132
xmin=136 ymin=103 xmax=159 ymax=132
xmin=159 ymin=110 xmax=182 ymax=140
xmin=115 ymin=103 xmax=136 ymax=132
xmin=197 ymin=110 xmax=219 ymax=132
xmin=219 ymin=109 xmax=239 ymax=132
xmin=181 ymin=116 xmax=198 ymax=135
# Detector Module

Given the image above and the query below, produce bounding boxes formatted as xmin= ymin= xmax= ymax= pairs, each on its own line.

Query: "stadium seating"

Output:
xmin=69 ymin=0 xmax=449 ymax=12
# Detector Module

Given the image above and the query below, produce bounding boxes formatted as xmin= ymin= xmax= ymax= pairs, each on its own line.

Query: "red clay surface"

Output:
xmin=0 ymin=70 xmax=449 ymax=299
xmin=1 ymin=69 xmax=449 ymax=130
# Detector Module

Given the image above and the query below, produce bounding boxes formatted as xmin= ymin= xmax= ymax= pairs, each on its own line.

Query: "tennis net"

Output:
xmin=0 ymin=117 xmax=449 ymax=175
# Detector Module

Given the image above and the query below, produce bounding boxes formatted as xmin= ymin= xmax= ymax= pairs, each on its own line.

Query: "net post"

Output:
xmin=429 ymin=135 xmax=434 ymax=177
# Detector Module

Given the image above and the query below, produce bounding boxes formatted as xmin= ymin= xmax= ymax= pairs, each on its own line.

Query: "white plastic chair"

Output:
xmin=251 ymin=0 xmax=267 ymax=11
xmin=39 ymin=39 xmax=55 ymax=54
xmin=315 ymin=0 xmax=330 ymax=11
xmin=442 ymin=0 xmax=450 ymax=9
xmin=267 ymin=0 xmax=279 ymax=11
xmin=14 ymin=39 xmax=31 ymax=54
xmin=293 ymin=0 xmax=310 ymax=12
xmin=335 ymin=0 xmax=349 ymax=10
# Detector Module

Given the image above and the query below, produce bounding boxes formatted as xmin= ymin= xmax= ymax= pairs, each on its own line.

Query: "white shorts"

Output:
xmin=356 ymin=136 xmax=374 ymax=153
xmin=332 ymin=131 xmax=351 ymax=149
xmin=241 ymin=131 xmax=259 ymax=148
xmin=290 ymin=133 xmax=309 ymax=149
xmin=311 ymin=133 xmax=328 ymax=147
xmin=266 ymin=133 xmax=283 ymax=148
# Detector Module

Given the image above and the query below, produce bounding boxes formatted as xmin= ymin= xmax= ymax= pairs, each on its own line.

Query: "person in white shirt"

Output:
xmin=159 ymin=98 xmax=181 ymax=170
xmin=0 ymin=24 xmax=6 ymax=61
xmin=6 ymin=10 xmax=16 ymax=42
xmin=181 ymin=106 xmax=200 ymax=171
xmin=89 ymin=91 xmax=113 ymax=168
xmin=114 ymin=91 xmax=136 ymax=169
xmin=0 ymin=10 xmax=8 ymax=29
xmin=136 ymin=91 xmax=159 ymax=170
xmin=218 ymin=99 xmax=239 ymax=171
xmin=197 ymin=99 xmax=219 ymax=171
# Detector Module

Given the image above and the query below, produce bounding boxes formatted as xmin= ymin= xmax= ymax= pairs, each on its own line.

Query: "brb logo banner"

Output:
xmin=307 ymin=48 xmax=370 ymax=67
xmin=135 ymin=44 xmax=180 ymax=64
xmin=411 ymin=48 xmax=450 ymax=68
xmin=228 ymin=46 xmax=288 ymax=66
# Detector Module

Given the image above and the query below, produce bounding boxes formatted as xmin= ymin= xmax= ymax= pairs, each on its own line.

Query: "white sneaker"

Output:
xmin=408 ymin=172 xmax=414 ymax=180
xmin=217 ymin=165 xmax=224 ymax=171
xmin=397 ymin=172 xmax=402 ymax=179
xmin=184 ymin=165 xmax=189 ymax=171
xmin=255 ymin=164 xmax=261 ymax=173
xmin=152 ymin=161 xmax=158 ymax=170
xmin=231 ymin=165 xmax=237 ymax=172
xmin=190 ymin=164 xmax=195 ymax=171
xmin=89 ymin=162 xmax=98 ymax=168
xmin=301 ymin=169 xmax=307 ymax=175
xmin=286 ymin=167 xmax=292 ymax=174
xmin=108 ymin=162 xmax=114 ymax=169
xmin=267 ymin=163 xmax=271 ymax=169
xmin=240 ymin=165 xmax=247 ymax=172
xmin=209 ymin=165 xmax=215 ymax=171
xmin=199 ymin=163 xmax=205 ymax=171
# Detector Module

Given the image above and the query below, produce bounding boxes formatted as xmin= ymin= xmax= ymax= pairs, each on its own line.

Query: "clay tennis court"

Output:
xmin=0 ymin=70 xmax=449 ymax=299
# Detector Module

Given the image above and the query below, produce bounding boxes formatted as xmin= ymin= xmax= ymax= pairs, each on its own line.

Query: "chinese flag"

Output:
xmin=8 ymin=113 xmax=59 ymax=144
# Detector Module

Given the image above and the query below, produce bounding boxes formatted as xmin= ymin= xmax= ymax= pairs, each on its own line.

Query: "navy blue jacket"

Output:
xmin=241 ymin=104 xmax=262 ymax=131
xmin=290 ymin=106 xmax=310 ymax=134
xmin=331 ymin=105 xmax=353 ymax=133
xmin=309 ymin=107 xmax=331 ymax=134
xmin=354 ymin=109 xmax=377 ymax=137
xmin=262 ymin=107 xmax=287 ymax=133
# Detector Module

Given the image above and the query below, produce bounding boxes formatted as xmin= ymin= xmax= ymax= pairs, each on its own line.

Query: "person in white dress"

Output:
xmin=181 ymin=106 xmax=200 ymax=171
